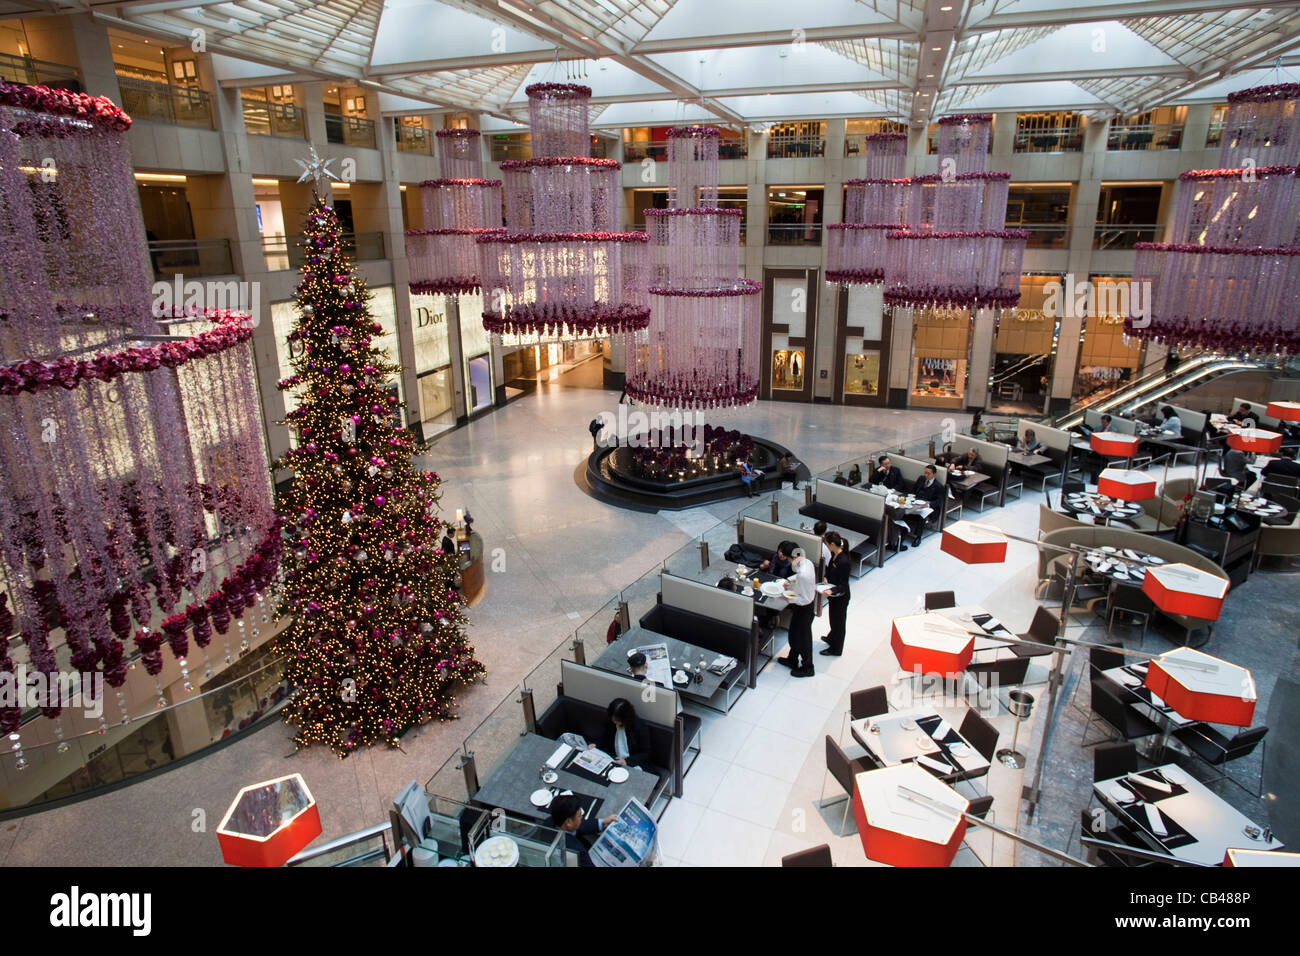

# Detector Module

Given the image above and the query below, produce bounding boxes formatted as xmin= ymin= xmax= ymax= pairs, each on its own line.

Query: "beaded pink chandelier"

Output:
xmin=477 ymin=84 xmax=649 ymax=341
xmin=0 ymin=82 xmax=280 ymax=735
xmin=884 ymin=116 xmax=1026 ymax=309
xmin=1128 ymin=83 xmax=1300 ymax=353
xmin=405 ymin=129 xmax=503 ymax=295
xmin=827 ymin=120 xmax=1025 ymax=310
xmin=625 ymin=127 xmax=761 ymax=409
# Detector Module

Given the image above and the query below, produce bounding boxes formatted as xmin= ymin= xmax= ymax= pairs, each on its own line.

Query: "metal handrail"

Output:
xmin=1013 ymin=127 xmax=1084 ymax=152
xmin=1055 ymin=355 xmax=1279 ymax=429
xmin=1107 ymin=123 xmax=1184 ymax=151
xmin=287 ymin=821 xmax=393 ymax=866
xmin=0 ymin=51 xmax=80 ymax=88
xmin=116 ymin=76 xmax=213 ymax=129
xmin=767 ymin=134 xmax=826 ymax=159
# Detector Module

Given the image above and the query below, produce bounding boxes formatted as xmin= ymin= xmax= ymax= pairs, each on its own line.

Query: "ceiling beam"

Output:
xmin=970 ymin=0 xmax=1284 ymax=32
xmin=631 ymin=23 xmax=918 ymax=55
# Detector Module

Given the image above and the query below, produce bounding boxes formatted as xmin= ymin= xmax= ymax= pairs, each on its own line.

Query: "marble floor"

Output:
xmin=2 ymin=365 xmax=1295 ymax=867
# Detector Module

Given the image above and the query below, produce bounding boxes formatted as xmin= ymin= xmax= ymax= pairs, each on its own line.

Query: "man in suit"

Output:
xmin=869 ymin=454 xmax=902 ymax=490
xmin=548 ymin=794 xmax=618 ymax=867
xmin=1262 ymin=447 xmax=1300 ymax=481
xmin=904 ymin=465 xmax=946 ymax=547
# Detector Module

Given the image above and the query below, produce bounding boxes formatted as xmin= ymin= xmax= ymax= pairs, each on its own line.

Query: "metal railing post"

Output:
xmin=518 ymin=687 xmax=537 ymax=734
xmin=698 ymin=540 xmax=709 ymax=571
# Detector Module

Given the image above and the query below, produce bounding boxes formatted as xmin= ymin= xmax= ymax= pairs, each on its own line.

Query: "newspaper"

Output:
xmin=633 ymin=641 xmax=674 ymax=689
xmin=590 ymin=798 xmax=659 ymax=867
xmin=572 ymin=747 xmax=614 ymax=777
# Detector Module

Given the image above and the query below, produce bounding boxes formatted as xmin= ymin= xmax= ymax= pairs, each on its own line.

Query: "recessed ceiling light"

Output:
xmin=932 ymin=47 xmax=942 ymax=52
xmin=940 ymin=5 xmax=953 ymax=10
xmin=926 ymin=74 xmax=935 ymax=78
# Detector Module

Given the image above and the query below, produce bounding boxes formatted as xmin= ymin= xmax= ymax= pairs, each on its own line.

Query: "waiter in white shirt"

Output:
xmin=775 ymin=540 xmax=819 ymax=678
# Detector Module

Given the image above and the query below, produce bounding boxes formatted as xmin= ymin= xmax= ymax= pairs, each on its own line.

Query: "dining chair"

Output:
xmin=1076 ymin=808 xmax=1157 ymax=867
xmin=781 ymin=844 xmax=833 ymax=867
xmin=1106 ymin=584 xmax=1153 ymax=641
xmin=1013 ymin=606 xmax=1060 ymax=658
xmin=924 ymin=590 xmax=956 ymax=611
xmin=850 ymin=685 xmax=889 ymax=720
xmin=956 ymin=709 xmax=999 ymax=787
xmin=840 ymin=685 xmax=889 ymax=749
xmin=1171 ymin=724 xmax=1269 ymax=797
xmin=1093 ymin=741 xmax=1138 ymax=781
xmin=955 ymin=794 xmax=996 ymax=866
xmin=819 ymin=735 xmax=873 ymax=835
xmin=1084 ymin=678 xmax=1162 ymax=747
xmin=1062 ymin=477 xmax=1086 ymax=496
xmin=1068 ymin=643 xmax=1125 ymax=715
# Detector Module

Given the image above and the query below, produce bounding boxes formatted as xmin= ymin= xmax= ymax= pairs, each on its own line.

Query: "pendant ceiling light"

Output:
xmin=625 ymin=127 xmax=761 ymax=409
xmin=883 ymin=115 xmax=1026 ymax=310
xmin=0 ymin=82 xmax=280 ymax=732
xmin=1128 ymin=83 xmax=1300 ymax=353
xmin=405 ymin=128 xmax=503 ymax=295
xmin=476 ymin=84 xmax=649 ymax=342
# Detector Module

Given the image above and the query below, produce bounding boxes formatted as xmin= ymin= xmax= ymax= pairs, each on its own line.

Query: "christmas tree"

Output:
xmin=275 ymin=194 xmax=484 ymax=756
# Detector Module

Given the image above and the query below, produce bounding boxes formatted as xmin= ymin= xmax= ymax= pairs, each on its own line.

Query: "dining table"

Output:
xmin=946 ymin=467 xmax=991 ymax=494
xmin=472 ymin=733 xmax=659 ymax=825
xmin=1081 ymin=545 xmax=1165 ymax=585
xmin=594 ymin=624 xmax=735 ymax=708
xmin=1061 ymin=490 xmax=1146 ymax=524
xmin=1094 ymin=763 xmax=1284 ymax=866
xmin=931 ymin=604 xmax=1021 ymax=658
xmin=1007 ymin=450 xmax=1052 ymax=469
xmin=1231 ymin=492 xmax=1289 ymax=522
xmin=850 ymin=705 xmax=991 ymax=783
xmin=1100 ymin=660 xmax=1196 ymax=729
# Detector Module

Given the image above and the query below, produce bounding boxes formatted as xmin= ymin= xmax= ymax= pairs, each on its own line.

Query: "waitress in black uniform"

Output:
xmin=819 ymin=532 xmax=852 ymax=657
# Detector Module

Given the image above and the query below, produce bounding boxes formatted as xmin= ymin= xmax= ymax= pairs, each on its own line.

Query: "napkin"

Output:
xmin=1089 ymin=502 xmax=1103 ymax=515
xmin=916 ymin=754 xmax=951 ymax=774
xmin=1129 ymin=772 xmax=1172 ymax=794
xmin=546 ymin=743 xmax=573 ymax=769
xmin=980 ymin=617 xmax=1004 ymax=632
xmin=931 ymin=719 xmax=952 ymax=742
xmin=1144 ymin=803 xmax=1169 ymax=837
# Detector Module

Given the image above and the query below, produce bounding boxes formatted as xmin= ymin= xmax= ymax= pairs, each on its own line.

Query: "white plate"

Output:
xmin=1100 ymin=545 xmax=1118 ymax=552
xmin=1108 ymin=783 xmax=1134 ymax=803
xmin=608 ymin=766 xmax=630 ymax=784
xmin=742 ymin=587 xmax=753 ymax=596
xmin=530 ymin=788 xmax=554 ymax=808
xmin=1146 ymin=555 xmax=1165 ymax=564
xmin=760 ymin=581 xmax=784 ymax=597
xmin=541 ymin=770 xmax=558 ymax=784
xmin=915 ymin=734 xmax=938 ymax=752
xmin=900 ymin=718 xmax=917 ymax=731
xmin=948 ymin=742 xmax=972 ymax=758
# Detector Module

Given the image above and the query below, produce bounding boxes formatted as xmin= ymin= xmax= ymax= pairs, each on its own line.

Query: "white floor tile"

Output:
xmin=733 ymin=725 xmax=813 ymax=783
xmin=708 ymin=764 xmax=795 ymax=830
xmin=680 ymin=753 xmax=730 ymax=806
xmin=680 ymin=808 xmax=773 ymax=867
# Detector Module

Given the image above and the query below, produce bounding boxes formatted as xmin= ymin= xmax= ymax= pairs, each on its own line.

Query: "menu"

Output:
xmin=590 ymin=798 xmax=659 ymax=867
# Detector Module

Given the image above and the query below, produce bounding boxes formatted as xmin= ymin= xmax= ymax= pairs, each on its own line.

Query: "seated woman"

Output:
xmin=738 ymin=458 xmax=761 ymax=497
xmin=778 ymin=452 xmax=800 ymax=489
xmin=846 ymin=463 xmax=862 ymax=486
xmin=595 ymin=698 xmax=651 ymax=769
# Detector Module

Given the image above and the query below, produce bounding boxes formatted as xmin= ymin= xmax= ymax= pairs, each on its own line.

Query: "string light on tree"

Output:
xmin=274 ymin=195 xmax=485 ymax=757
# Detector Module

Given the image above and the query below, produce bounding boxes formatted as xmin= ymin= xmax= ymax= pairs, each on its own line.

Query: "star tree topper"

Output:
xmin=295 ymin=146 xmax=339 ymax=194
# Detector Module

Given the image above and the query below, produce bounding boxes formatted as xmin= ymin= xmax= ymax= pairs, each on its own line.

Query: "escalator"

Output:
xmin=1053 ymin=354 xmax=1289 ymax=430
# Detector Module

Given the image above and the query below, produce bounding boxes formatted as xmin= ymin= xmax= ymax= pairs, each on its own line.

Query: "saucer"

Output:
xmin=541 ymin=770 xmax=558 ymax=785
xmin=530 ymin=788 xmax=554 ymax=808
xmin=608 ymin=766 xmax=630 ymax=784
